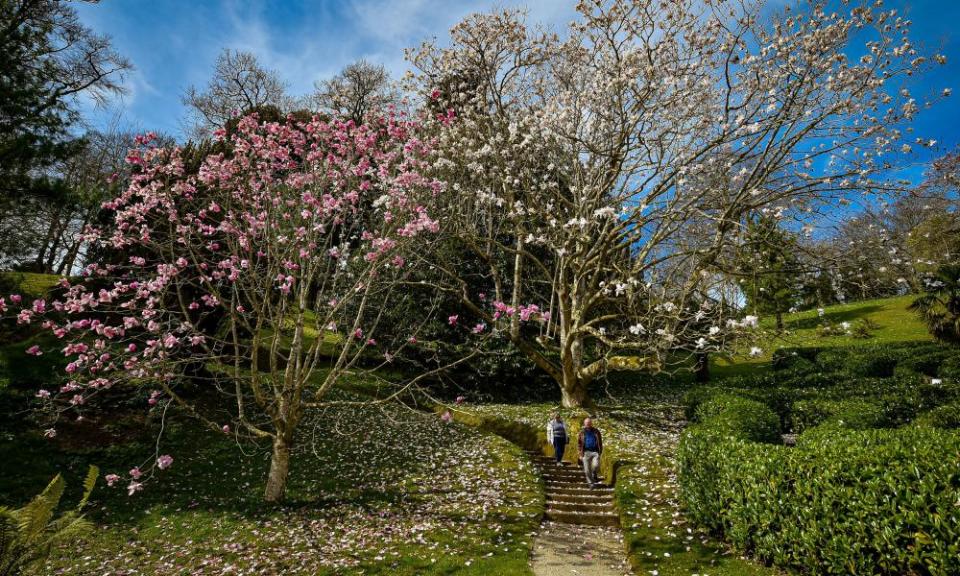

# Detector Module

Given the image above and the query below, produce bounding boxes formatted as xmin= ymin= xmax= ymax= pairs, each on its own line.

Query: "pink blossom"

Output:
xmin=43 ymin=428 xmax=56 ymax=438
xmin=441 ymin=410 xmax=453 ymax=423
xmin=36 ymin=389 xmax=51 ymax=399
xmin=32 ymin=299 xmax=46 ymax=313
xmin=26 ymin=345 xmax=42 ymax=356
xmin=105 ymin=474 xmax=120 ymax=487
xmin=353 ymin=328 xmax=363 ymax=339
xmin=472 ymin=323 xmax=486 ymax=334
xmin=448 ymin=315 xmax=459 ymax=326
xmin=455 ymin=396 xmax=466 ymax=405
xmin=157 ymin=454 xmax=174 ymax=470
xmin=127 ymin=481 xmax=143 ymax=496
xmin=9 ymin=294 xmax=21 ymax=304
xmin=129 ymin=467 xmax=143 ymax=480
xmin=222 ymin=424 xmax=231 ymax=434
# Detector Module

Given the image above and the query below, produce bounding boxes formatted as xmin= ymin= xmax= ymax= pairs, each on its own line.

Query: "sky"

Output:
xmin=73 ymin=0 xmax=960 ymax=182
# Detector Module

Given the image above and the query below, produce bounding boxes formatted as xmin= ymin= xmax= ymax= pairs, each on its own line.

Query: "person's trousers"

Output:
xmin=552 ymin=438 xmax=566 ymax=462
xmin=582 ymin=450 xmax=600 ymax=483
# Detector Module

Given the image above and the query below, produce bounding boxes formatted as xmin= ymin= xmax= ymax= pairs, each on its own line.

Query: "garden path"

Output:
xmin=530 ymin=521 xmax=632 ymax=576
xmin=527 ymin=452 xmax=631 ymax=575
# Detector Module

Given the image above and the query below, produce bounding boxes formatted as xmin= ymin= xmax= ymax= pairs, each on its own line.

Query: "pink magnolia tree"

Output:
xmin=5 ymin=112 xmax=442 ymax=501
xmin=409 ymin=0 xmax=947 ymax=407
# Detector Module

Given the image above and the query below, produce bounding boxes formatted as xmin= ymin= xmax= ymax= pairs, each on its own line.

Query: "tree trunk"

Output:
xmin=264 ymin=435 xmax=292 ymax=502
xmin=560 ymin=380 xmax=590 ymax=408
xmin=694 ymin=352 xmax=710 ymax=383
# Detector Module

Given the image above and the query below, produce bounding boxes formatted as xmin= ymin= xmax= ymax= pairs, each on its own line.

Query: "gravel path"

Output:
xmin=530 ymin=521 xmax=632 ymax=576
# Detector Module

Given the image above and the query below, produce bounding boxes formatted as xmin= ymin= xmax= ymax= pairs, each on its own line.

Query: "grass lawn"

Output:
xmin=0 ymin=358 xmax=542 ymax=575
xmin=711 ymin=295 xmax=931 ymax=378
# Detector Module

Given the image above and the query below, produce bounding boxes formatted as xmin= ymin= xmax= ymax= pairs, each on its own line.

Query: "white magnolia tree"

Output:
xmin=409 ymin=0 xmax=946 ymax=407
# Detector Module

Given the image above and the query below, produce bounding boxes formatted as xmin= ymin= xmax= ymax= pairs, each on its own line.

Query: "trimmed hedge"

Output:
xmin=693 ymin=395 xmax=782 ymax=444
xmin=679 ymin=400 xmax=960 ymax=575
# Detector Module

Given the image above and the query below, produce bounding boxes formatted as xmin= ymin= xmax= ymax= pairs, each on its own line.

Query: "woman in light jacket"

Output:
xmin=546 ymin=414 xmax=568 ymax=466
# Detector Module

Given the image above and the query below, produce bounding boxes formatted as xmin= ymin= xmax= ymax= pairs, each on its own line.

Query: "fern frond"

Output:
xmin=78 ymin=466 xmax=99 ymax=510
xmin=17 ymin=474 xmax=64 ymax=543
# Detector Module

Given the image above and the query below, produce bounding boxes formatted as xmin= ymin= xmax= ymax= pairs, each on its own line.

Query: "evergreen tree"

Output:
xmin=736 ymin=216 xmax=802 ymax=331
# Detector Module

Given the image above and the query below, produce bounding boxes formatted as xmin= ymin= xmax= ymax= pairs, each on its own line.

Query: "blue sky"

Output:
xmin=74 ymin=0 xmax=960 ymax=181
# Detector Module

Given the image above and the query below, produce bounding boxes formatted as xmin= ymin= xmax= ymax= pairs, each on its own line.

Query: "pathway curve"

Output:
xmin=527 ymin=452 xmax=631 ymax=575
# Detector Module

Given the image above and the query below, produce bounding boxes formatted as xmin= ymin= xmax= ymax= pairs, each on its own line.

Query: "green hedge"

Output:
xmin=679 ymin=401 xmax=960 ymax=575
xmin=913 ymin=402 xmax=960 ymax=429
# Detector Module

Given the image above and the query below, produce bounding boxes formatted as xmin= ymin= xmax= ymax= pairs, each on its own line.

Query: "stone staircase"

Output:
xmin=528 ymin=452 xmax=619 ymax=527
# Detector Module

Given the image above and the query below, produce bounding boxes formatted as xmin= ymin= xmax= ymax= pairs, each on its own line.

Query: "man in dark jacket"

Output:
xmin=577 ymin=417 xmax=604 ymax=486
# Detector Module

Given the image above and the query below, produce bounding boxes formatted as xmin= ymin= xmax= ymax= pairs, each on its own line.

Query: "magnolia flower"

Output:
xmin=222 ymin=424 xmax=231 ymax=434
xmin=448 ymin=315 xmax=459 ymax=326
xmin=105 ymin=474 xmax=120 ymax=487
xmin=35 ymin=389 xmax=51 ymax=399
xmin=440 ymin=410 xmax=453 ymax=423
xmin=157 ymin=455 xmax=173 ymax=470
xmin=26 ymin=345 xmax=42 ymax=356
xmin=129 ymin=467 xmax=143 ymax=480
xmin=127 ymin=481 xmax=143 ymax=496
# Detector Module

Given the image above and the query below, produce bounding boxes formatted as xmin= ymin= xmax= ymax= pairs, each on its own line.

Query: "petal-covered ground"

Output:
xmin=531 ymin=522 xmax=631 ymax=576
xmin=24 ymin=398 xmax=543 ymax=575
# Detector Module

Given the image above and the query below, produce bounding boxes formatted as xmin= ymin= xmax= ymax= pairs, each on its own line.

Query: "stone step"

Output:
xmin=547 ymin=501 xmax=615 ymax=514
xmin=543 ymin=476 xmax=603 ymax=488
xmin=547 ymin=485 xmax=613 ymax=497
xmin=547 ymin=492 xmax=613 ymax=504
xmin=545 ymin=509 xmax=620 ymax=527
xmin=543 ymin=472 xmax=588 ymax=482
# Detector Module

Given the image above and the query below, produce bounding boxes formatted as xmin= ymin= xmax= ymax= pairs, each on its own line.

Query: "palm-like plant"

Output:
xmin=910 ymin=264 xmax=960 ymax=345
xmin=0 ymin=466 xmax=98 ymax=576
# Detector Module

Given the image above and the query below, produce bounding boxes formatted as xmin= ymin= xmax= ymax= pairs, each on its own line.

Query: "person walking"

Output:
xmin=546 ymin=414 xmax=568 ymax=466
xmin=577 ymin=417 xmax=604 ymax=487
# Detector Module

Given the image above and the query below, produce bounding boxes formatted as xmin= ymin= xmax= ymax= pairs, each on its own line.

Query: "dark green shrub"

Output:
xmin=813 ymin=348 xmax=849 ymax=373
xmin=681 ymin=386 xmax=722 ymax=422
xmin=893 ymin=350 xmax=949 ymax=378
xmin=940 ymin=355 xmax=960 ymax=379
xmin=914 ymin=403 xmax=960 ymax=429
xmin=694 ymin=395 xmax=781 ymax=443
xmin=790 ymin=399 xmax=887 ymax=433
xmin=771 ymin=347 xmax=820 ymax=371
xmin=844 ymin=350 xmax=899 ymax=378
xmin=679 ymin=425 xmax=960 ymax=575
